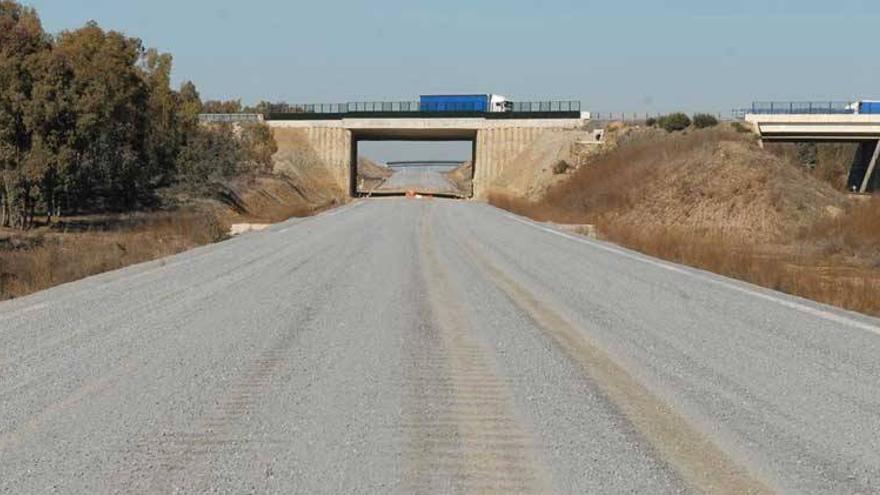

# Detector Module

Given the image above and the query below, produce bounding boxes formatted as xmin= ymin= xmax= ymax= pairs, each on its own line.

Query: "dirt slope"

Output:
xmin=488 ymin=130 xmax=597 ymax=200
xmin=356 ymin=157 xmax=393 ymax=192
xmin=271 ymin=128 xmax=348 ymax=205
xmin=444 ymin=161 xmax=474 ymax=197
xmin=489 ymin=124 xmax=880 ymax=316
xmin=503 ymin=126 xmax=846 ymax=242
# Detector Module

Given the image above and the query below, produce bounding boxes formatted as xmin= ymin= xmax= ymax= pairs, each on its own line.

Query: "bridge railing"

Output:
xmin=266 ymin=100 xmax=582 ymax=115
xmin=510 ymin=101 xmax=581 ymax=112
xmin=268 ymin=102 xmax=423 ymax=114
xmin=746 ymin=101 xmax=855 ymax=115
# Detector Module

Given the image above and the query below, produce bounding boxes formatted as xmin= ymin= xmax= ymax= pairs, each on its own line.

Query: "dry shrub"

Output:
xmin=490 ymin=130 xmax=736 ymax=224
xmin=766 ymin=142 xmax=856 ymax=190
xmin=799 ymin=197 xmax=880 ymax=262
xmin=488 ymin=192 xmax=568 ymax=222
xmin=499 ymin=128 xmax=731 ymax=225
xmin=0 ymin=210 xmax=230 ymax=300
xmin=0 ymin=172 xmax=326 ymax=301
xmin=603 ymin=224 xmax=880 ymax=316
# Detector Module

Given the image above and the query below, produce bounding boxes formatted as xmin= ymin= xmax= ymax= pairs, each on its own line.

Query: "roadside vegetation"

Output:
xmin=490 ymin=124 xmax=880 ymax=317
xmin=645 ymin=112 xmax=719 ymax=132
xmin=0 ymin=1 xmax=329 ymax=299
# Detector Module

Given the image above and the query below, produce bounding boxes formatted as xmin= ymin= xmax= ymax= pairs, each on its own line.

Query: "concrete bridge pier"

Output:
xmin=847 ymin=140 xmax=880 ymax=193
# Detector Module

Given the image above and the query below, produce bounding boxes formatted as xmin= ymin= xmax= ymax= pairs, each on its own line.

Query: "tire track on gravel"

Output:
xmin=114 ymin=218 xmax=373 ymax=493
xmin=401 ymin=205 xmax=551 ymax=494
xmin=462 ymin=237 xmax=773 ymax=495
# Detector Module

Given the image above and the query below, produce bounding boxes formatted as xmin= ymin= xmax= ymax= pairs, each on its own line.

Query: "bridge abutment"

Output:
xmin=267 ymin=117 xmax=585 ymax=199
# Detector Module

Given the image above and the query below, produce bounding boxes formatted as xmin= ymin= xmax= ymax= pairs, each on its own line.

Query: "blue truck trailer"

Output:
xmin=857 ymin=101 xmax=880 ymax=114
xmin=419 ymin=94 xmax=510 ymax=113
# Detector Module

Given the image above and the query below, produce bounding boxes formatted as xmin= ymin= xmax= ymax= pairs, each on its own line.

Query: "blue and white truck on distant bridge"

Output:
xmin=418 ymin=94 xmax=512 ymax=113
xmin=850 ymin=100 xmax=880 ymax=114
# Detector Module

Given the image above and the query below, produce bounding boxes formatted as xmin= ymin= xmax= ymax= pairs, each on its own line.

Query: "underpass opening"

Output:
xmin=351 ymin=130 xmax=476 ymax=198
xmin=762 ymin=138 xmax=880 ymax=193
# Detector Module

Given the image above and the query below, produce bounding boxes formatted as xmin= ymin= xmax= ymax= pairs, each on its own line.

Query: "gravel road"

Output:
xmin=2 ymin=198 xmax=879 ymax=493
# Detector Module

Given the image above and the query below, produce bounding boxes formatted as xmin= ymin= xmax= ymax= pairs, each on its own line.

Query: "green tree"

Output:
xmin=141 ymin=48 xmax=180 ymax=187
xmin=25 ymin=46 xmax=77 ymax=221
xmin=0 ymin=1 xmax=51 ymax=227
xmin=240 ymin=122 xmax=277 ymax=173
xmin=658 ymin=113 xmax=692 ymax=132
xmin=0 ymin=1 xmax=281 ymax=228
xmin=202 ymin=99 xmax=242 ymax=114
xmin=55 ymin=21 xmax=150 ymax=211
xmin=177 ymin=80 xmax=203 ymax=138
xmin=177 ymin=124 xmax=243 ymax=189
xmin=692 ymin=113 xmax=719 ymax=129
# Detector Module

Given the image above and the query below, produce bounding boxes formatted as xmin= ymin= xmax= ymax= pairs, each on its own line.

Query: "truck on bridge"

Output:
xmin=850 ymin=100 xmax=880 ymax=114
xmin=419 ymin=94 xmax=512 ymax=113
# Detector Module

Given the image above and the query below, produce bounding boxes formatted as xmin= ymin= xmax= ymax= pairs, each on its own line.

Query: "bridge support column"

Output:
xmin=859 ymin=140 xmax=880 ymax=193
xmin=847 ymin=140 xmax=880 ymax=193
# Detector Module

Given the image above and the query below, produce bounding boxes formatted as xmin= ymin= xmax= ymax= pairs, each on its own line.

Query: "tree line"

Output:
xmin=0 ymin=1 xmax=276 ymax=229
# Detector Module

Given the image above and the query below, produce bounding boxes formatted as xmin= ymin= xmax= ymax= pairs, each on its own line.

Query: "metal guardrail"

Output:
xmin=198 ymin=113 xmax=264 ymax=123
xmin=510 ymin=101 xmax=580 ymax=112
xmin=746 ymin=101 xmax=855 ymax=115
xmin=266 ymin=100 xmax=581 ymax=115
xmin=267 ymin=102 xmax=419 ymax=114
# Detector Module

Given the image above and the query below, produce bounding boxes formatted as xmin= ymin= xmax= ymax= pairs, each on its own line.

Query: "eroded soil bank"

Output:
xmin=489 ymin=124 xmax=880 ymax=317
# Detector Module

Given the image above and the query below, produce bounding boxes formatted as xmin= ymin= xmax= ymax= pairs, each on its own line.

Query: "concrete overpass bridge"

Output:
xmin=745 ymin=102 xmax=880 ymax=192
xmin=203 ymin=101 xmax=588 ymax=199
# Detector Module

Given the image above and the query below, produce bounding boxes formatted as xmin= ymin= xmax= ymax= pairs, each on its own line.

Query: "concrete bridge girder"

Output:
xmin=267 ymin=117 xmax=587 ymax=199
xmin=746 ymin=114 xmax=880 ymax=141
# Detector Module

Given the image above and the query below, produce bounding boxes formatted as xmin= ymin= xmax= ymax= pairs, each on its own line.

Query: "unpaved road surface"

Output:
xmin=378 ymin=168 xmax=462 ymax=196
xmin=2 ymin=198 xmax=880 ymax=493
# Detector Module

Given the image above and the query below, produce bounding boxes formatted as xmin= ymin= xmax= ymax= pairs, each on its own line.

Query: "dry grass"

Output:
xmin=0 ymin=211 xmax=227 ymax=300
xmin=0 ymin=127 xmax=344 ymax=301
xmin=765 ymin=142 xmax=857 ymax=191
xmin=489 ymin=127 xmax=880 ymax=317
xmin=601 ymin=222 xmax=880 ymax=317
xmin=0 ymin=174 xmax=332 ymax=301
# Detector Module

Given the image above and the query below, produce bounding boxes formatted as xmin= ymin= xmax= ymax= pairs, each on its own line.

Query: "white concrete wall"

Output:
xmin=473 ymin=127 xmax=552 ymax=199
xmin=302 ymin=127 xmax=351 ymax=192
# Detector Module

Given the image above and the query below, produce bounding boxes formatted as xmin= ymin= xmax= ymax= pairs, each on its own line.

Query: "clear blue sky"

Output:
xmin=26 ymin=0 xmax=880 ymax=115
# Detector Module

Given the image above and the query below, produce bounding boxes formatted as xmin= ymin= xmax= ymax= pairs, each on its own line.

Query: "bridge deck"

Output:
xmin=745 ymin=114 xmax=880 ymax=141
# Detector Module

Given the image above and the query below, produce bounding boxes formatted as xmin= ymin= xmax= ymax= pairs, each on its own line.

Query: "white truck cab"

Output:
xmin=489 ymin=94 xmax=512 ymax=112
